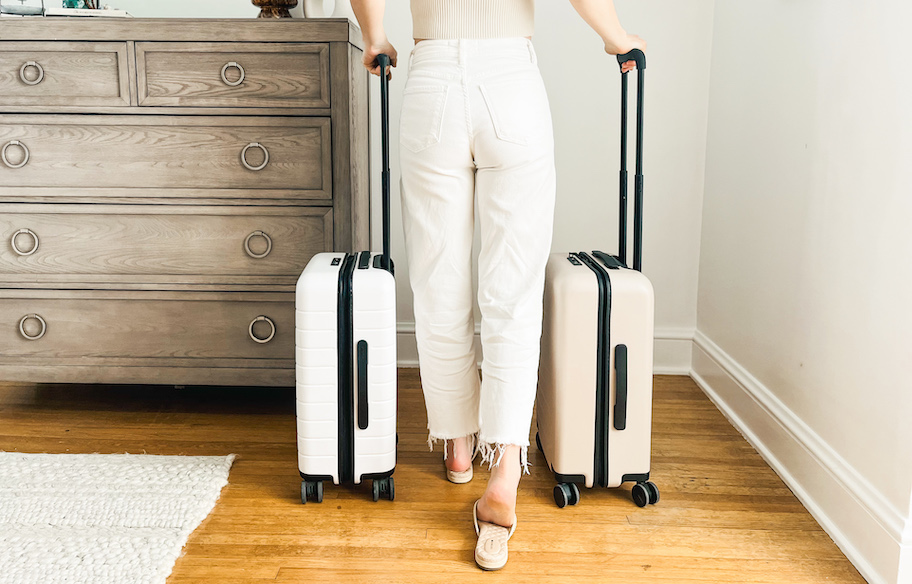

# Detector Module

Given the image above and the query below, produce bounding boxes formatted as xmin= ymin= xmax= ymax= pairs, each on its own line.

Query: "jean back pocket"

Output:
xmin=400 ymin=85 xmax=449 ymax=153
xmin=479 ymin=75 xmax=549 ymax=146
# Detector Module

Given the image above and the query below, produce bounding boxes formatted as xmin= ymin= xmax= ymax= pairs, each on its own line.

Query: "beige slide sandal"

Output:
xmin=446 ymin=466 xmax=474 ymax=484
xmin=473 ymin=500 xmax=517 ymax=571
xmin=445 ymin=435 xmax=477 ymax=484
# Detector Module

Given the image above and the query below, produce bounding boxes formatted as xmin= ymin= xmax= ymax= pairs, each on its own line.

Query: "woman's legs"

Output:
xmin=470 ymin=39 xmax=557 ymax=527
xmin=477 ymin=445 xmax=522 ymax=526
xmin=444 ymin=436 xmax=473 ymax=472
xmin=399 ymin=44 xmax=481 ymax=452
xmin=400 ymin=38 xmax=555 ymax=534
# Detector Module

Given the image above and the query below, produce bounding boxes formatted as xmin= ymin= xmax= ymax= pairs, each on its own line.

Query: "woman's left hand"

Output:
xmin=364 ymin=37 xmax=398 ymax=80
xmin=604 ymin=32 xmax=646 ymax=73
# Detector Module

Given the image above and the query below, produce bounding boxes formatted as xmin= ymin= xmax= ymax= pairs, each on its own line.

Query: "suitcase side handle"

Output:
xmin=614 ymin=344 xmax=628 ymax=431
xmin=617 ymin=50 xmax=646 ymax=272
xmin=377 ymin=54 xmax=393 ymax=275
xmin=357 ymin=340 xmax=369 ymax=430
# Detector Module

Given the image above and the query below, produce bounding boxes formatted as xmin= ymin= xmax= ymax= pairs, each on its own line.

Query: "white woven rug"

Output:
xmin=0 ymin=452 xmax=235 ymax=584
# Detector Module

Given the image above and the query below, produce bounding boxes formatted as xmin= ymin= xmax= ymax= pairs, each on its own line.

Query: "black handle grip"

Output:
xmin=357 ymin=340 xmax=369 ymax=430
xmin=616 ymin=49 xmax=646 ymax=71
xmin=377 ymin=54 xmax=393 ymax=274
xmin=592 ymin=250 xmax=626 ymax=270
xmin=613 ymin=344 xmax=628 ymax=431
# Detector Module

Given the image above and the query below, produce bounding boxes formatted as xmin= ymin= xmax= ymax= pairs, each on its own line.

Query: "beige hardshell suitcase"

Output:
xmin=536 ymin=50 xmax=659 ymax=508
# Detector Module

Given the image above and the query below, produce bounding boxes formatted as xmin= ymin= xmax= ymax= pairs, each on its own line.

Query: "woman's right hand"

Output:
xmin=604 ymin=32 xmax=646 ymax=74
xmin=363 ymin=37 xmax=398 ymax=80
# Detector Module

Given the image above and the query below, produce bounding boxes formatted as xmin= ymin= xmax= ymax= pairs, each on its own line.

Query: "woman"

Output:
xmin=350 ymin=0 xmax=645 ymax=571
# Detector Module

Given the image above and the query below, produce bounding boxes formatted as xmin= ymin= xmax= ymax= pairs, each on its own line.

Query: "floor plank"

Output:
xmin=0 ymin=372 xmax=866 ymax=583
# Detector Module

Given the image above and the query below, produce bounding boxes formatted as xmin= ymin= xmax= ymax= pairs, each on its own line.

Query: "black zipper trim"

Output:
xmin=575 ymin=251 xmax=612 ymax=488
xmin=336 ymin=253 xmax=356 ymax=484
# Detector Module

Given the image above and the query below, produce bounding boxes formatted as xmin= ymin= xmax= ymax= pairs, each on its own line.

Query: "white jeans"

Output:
xmin=398 ymin=38 xmax=556 ymax=470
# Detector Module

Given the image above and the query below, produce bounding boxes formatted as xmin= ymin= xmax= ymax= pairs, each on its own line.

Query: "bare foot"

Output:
xmin=444 ymin=435 xmax=473 ymax=473
xmin=476 ymin=445 xmax=521 ymax=528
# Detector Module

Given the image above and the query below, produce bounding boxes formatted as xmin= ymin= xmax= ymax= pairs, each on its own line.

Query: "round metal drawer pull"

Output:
xmin=2 ymin=140 xmax=30 ymax=169
xmin=220 ymin=61 xmax=245 ymax=86
xmin=10 ymin=228 xmax=39 ymax=256
xmin=249 ymin=315 xmax=276 ymax=344
xmin=241 ymin=142 xmax=269 ymax=171
xmin=244 ymin=230 xmax=273 ymax=259
xmin=19 ymin=313 xmax=47 ymax=341
xmin=19 ymin=61 xmax=44 ymax=86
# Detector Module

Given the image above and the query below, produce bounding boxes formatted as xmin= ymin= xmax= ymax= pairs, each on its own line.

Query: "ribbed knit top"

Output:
xmin=410 ymin=0 xmax=535 ymax=40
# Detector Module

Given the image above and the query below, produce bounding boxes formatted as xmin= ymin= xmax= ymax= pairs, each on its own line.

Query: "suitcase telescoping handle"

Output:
xmin=377 ymin=54 xmax=393 ymax=274
xmin=616 ymin=49 xmax=646 ymax=272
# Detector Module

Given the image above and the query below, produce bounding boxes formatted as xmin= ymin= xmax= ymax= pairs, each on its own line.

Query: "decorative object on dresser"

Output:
xmin=252 ymin=0 xmax=297 ymax=19
xmin=301 ymin=0 xmax=356 ymax=21
xmin=0 ymin=19 xmax=370 ymax=387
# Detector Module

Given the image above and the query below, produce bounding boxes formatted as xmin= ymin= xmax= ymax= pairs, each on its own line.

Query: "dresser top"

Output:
xmin=0 ymin=17 xmax=364 ymax=49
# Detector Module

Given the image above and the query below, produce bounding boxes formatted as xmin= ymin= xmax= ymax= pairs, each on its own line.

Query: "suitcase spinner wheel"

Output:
xmin=301 ymin=480 xmax=324 ymax=504
xmin=372 ymin=477 xmax=395 ymax=502
xmin=553 ymin=483 xmax=581 ymax=508
xmin=631 ymin=481 xmax=660 ymax=507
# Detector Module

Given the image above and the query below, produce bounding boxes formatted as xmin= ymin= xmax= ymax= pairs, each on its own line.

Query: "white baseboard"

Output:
xmin=396 ymin=322 xmax=692 ymax=374
xmin=692 ymin=330 xmax=907 ymax=584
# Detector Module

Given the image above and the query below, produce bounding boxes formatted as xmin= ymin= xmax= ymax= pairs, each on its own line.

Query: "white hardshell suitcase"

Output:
xmin=295 ymin=56 xmax=397 ymax=503
xmin=536 ymin=50 xmax=660 ymax=508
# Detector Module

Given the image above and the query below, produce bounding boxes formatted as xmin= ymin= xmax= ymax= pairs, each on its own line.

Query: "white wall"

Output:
xmin=693 ymin=1 xmax=912 ymax=582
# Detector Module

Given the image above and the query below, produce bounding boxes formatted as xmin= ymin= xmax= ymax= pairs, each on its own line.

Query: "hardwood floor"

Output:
xmin=0 ymin=372 xmax=865 ymax=583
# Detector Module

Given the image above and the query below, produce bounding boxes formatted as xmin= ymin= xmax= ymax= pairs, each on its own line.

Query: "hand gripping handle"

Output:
xmin=616 ymin=49 xmax=646 ymax=71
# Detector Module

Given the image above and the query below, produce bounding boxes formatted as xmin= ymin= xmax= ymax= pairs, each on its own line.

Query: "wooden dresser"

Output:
xmin=0 ymin=19 xmax=369 ymax=387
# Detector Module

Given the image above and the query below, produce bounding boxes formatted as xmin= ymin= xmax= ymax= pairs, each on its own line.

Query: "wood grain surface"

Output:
xmin=0 ymin=204 xmax=332 ymax=281
xmin=137 ymin=42 xmax=330 ymax=109
xmin=0 ymin=42 xmax=131 ymax=107
xmin=0 ymin=373 xmax=866 ymax=583
xmin=0 ymin=18 xmax=364 ymax=50
xmin=0 ymin=115 xmax=332 ymax=196
xmin=0 ymin=288 xmax=293 ymax=363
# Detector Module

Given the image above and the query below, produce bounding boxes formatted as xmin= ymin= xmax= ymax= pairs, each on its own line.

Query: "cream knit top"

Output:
xmin=410 ymin=0 xmax=535 ymax=40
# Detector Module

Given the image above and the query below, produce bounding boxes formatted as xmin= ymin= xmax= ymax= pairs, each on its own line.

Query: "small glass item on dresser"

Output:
xmin=0 ymin=0 xmax=44 ymax=16
xmin=251 ymin=0 xmax=297 ymax=18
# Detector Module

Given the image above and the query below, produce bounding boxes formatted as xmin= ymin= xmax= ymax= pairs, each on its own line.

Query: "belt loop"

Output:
xmin=527 ymin=39 xmax=537 ymax=65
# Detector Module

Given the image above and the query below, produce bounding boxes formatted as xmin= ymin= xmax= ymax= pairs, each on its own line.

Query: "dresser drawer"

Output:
xmin=136 ymin=42 xmax=330 ymax=108
xmin=0 ymin=42 xmax=131 ymax=107
xmin=0 ymin=115 xmax=332 ymax=200
xmin=0 ymin=289 xmax=293 ymax=363
xmin=0 ymin=204 xmax=332 ymax=284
